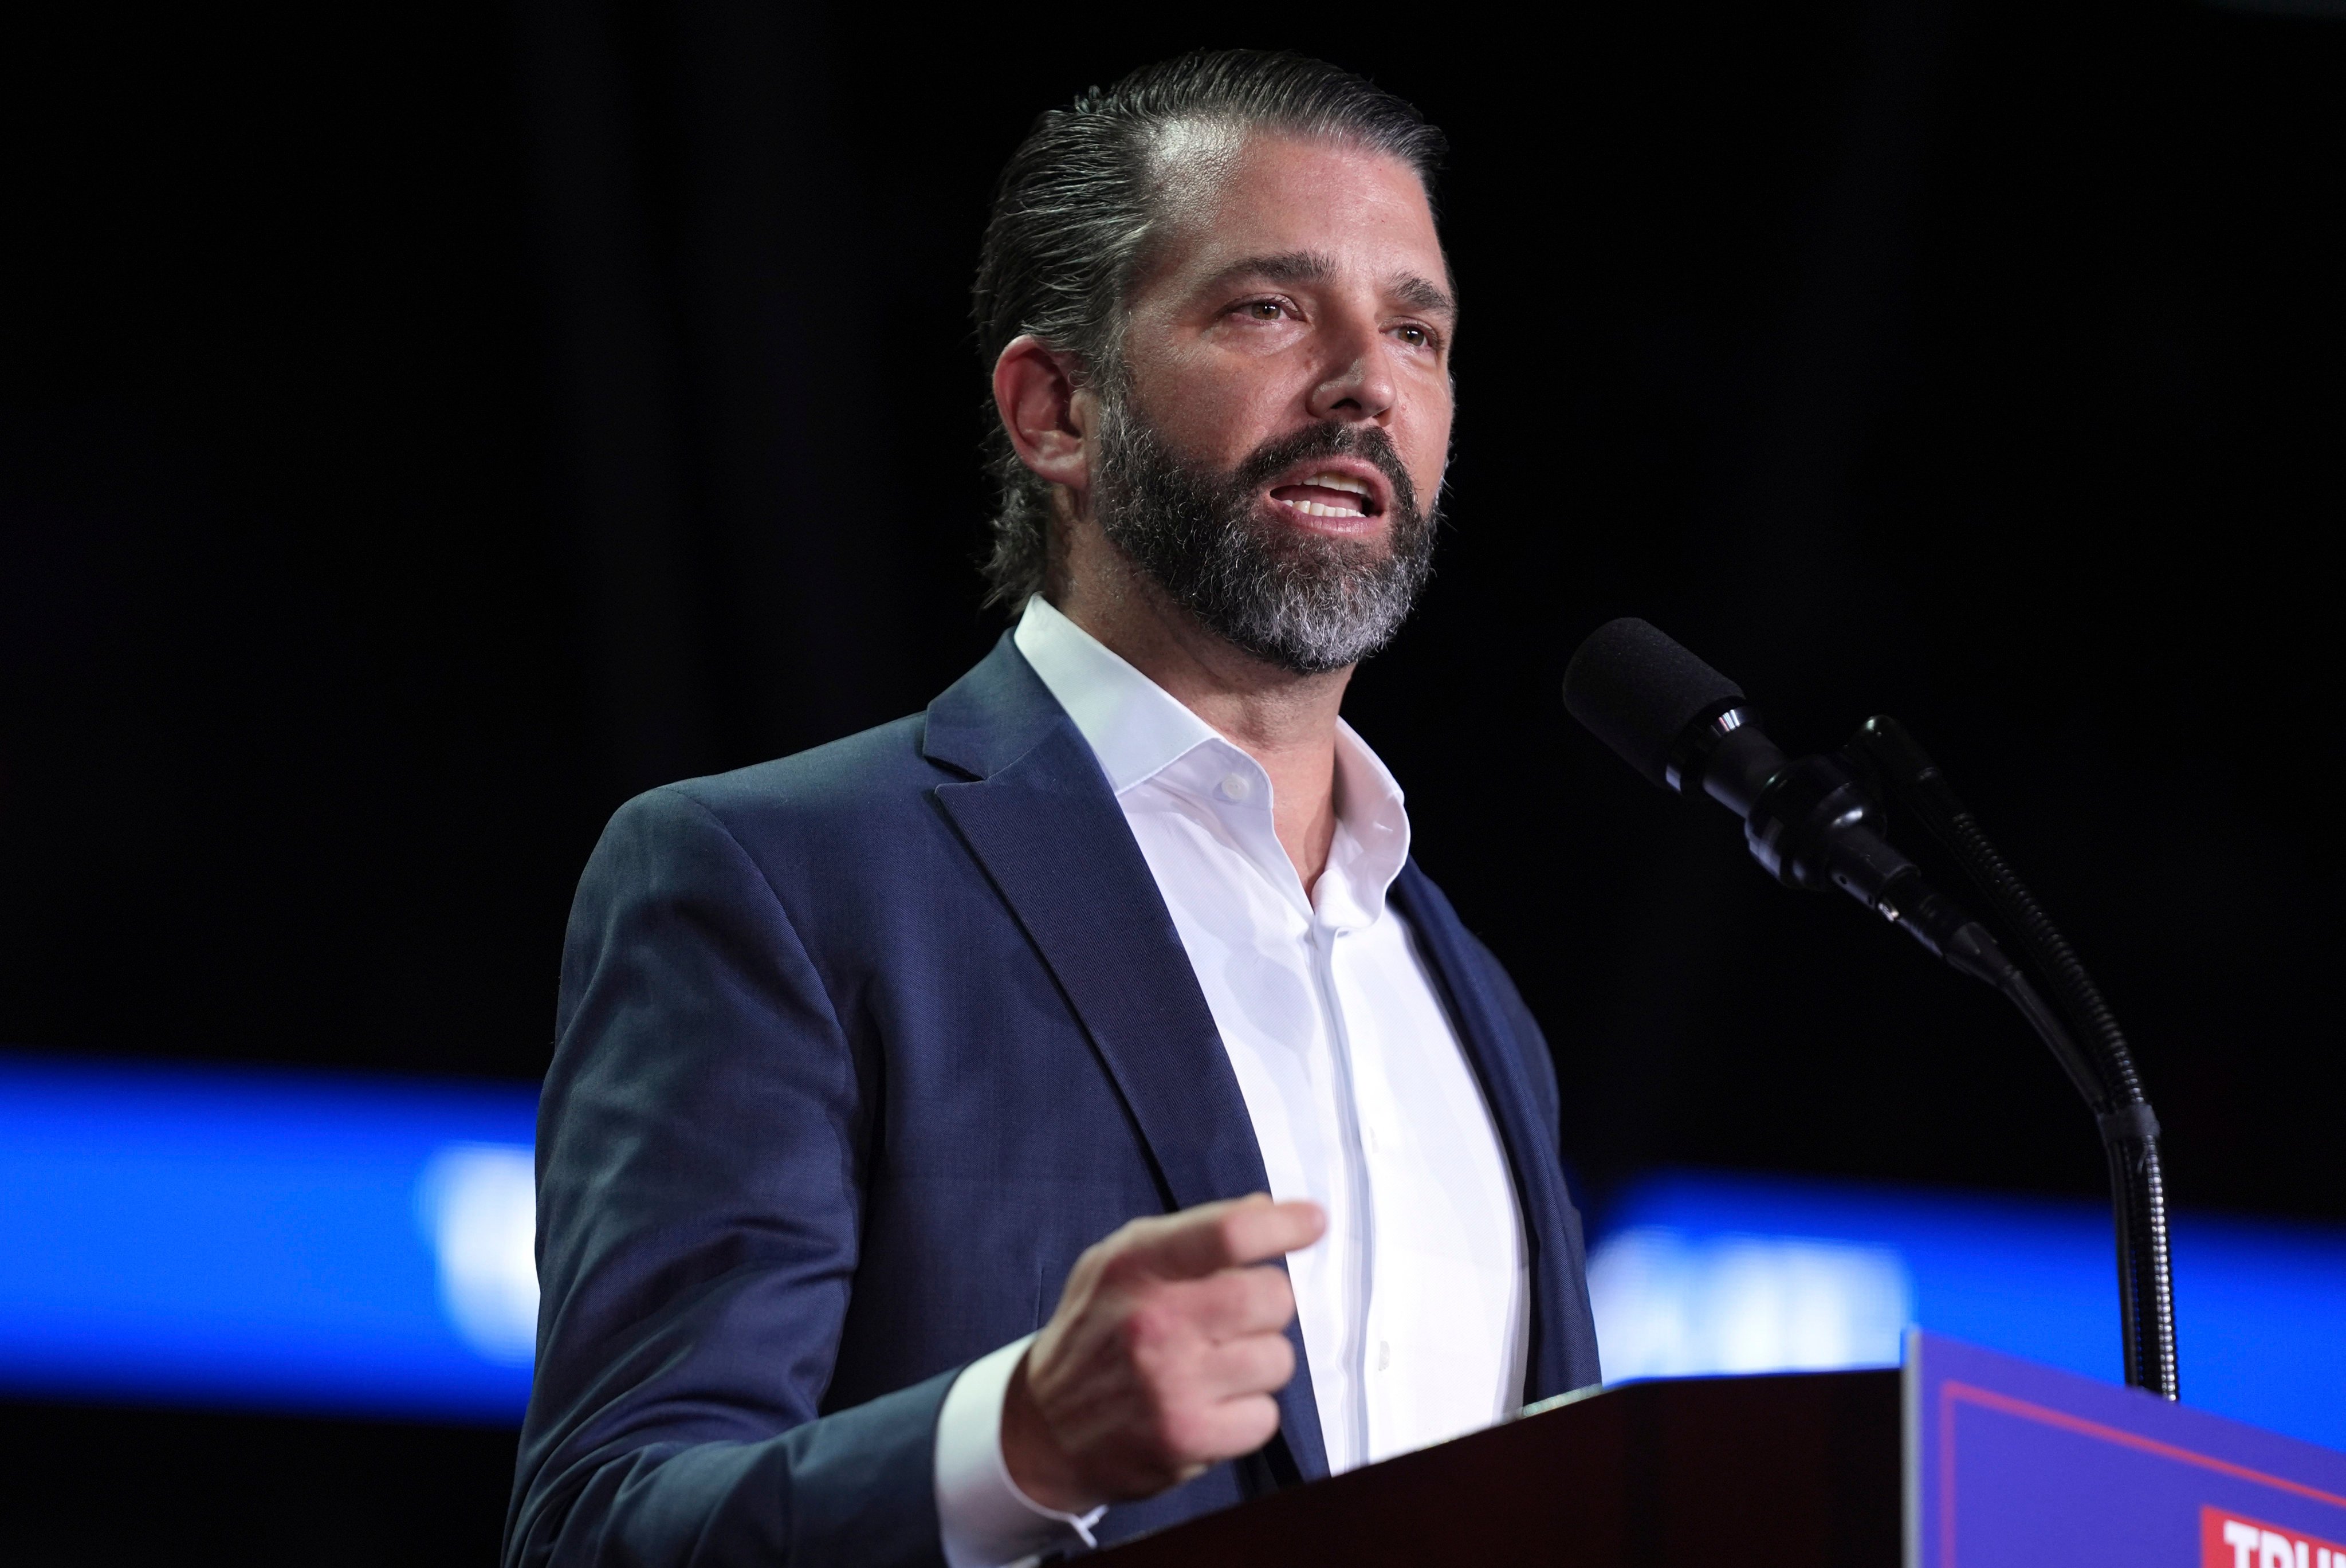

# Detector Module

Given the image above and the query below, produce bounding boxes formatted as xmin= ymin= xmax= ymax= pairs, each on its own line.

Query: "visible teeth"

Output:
xmin=1296 ymin=501 xmax=1360 ymax=518
xmin=1307 ymin=472 xmax=1371 ymax=496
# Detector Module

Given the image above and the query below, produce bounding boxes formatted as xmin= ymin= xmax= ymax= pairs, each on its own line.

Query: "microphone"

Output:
xmin=1563 ymin=616 xmax=2180 ymax=1400
xmin=1562 ymin=617 xmax=2013 ymax=989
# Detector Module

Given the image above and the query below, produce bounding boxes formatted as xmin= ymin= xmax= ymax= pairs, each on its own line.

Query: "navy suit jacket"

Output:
xmin=505 ymin=636 xmax=1601 ymax=1567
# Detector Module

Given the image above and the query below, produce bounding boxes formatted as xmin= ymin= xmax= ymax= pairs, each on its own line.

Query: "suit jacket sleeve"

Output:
xmin=505 ymin=785 xmax=951 ymax=1568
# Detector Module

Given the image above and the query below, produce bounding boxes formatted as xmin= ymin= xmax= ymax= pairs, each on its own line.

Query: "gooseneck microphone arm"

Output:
xmin=1563 ymin=619 xmax=2177 ymax=1398
xmin=1844 ymin=716 xmax=2176 ymax=1398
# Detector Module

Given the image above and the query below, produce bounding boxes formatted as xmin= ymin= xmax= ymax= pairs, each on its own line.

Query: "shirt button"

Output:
xmin=1377 ymin=1339 xmax=1392 ymax=1372
xmin=1217 ymin=773 xmax=1252 ymax=801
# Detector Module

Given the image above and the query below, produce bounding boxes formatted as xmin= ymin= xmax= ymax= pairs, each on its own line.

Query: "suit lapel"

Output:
xmin=925 ymin=638 xmax=1331 ymax=1482
xmin=1390 ymin=863 xmax=1589 ymax=1404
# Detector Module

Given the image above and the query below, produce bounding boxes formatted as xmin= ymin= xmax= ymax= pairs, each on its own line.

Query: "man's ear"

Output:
xmin=992 ymin=335 xmax=1093 ymax=496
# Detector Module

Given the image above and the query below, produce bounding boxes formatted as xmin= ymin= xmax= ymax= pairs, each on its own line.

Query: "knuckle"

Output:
xmin=1109 ymin=1214 xmax=1160 ymax=1251
xmin=1153 ymin=1402 xmax=1209 ymax=1461
xmin=1118 ymin=1298 xmax=1174 ymax=1357
xmin=1198 ymin=1274 xmax=1245 ymax=1317
xmin=1098 ymin=1232 xmax=1164 ymax=1287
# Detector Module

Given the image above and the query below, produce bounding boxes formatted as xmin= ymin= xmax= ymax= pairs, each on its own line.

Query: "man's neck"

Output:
xmin=1052 ymin=548 xmax=1350 ymax=894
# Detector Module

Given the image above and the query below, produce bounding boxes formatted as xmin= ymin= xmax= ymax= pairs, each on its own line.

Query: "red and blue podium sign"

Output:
xmin=1911 ymin=1331 xmax=2346 ymax=1567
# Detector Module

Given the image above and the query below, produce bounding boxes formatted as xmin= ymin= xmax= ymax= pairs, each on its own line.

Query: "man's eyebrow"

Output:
xmin=1197 ymin=250 xmax=1338 ymax=294
xmin=1195 ymin=250 xmax=1459 ymax=321
xmin=1390 ymin=272 xmax=1458 ymax=319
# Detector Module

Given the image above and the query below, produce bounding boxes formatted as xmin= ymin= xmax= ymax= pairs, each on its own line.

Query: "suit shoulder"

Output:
xmin=606 ymin=713 xmax=945 ymax=846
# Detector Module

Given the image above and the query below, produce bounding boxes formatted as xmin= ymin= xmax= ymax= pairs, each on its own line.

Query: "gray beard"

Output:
xmin=1090 ymin=396 xmax=1439 ymax=677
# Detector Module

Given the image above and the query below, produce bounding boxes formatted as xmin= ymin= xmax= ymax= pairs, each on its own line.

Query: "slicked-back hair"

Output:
xmin=970 ymin=50 xmax=1447 ymax=608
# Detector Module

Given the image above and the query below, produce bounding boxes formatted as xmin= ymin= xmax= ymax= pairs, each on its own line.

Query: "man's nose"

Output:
xmin=1306 ymin=328 xmax=1399 ymax=425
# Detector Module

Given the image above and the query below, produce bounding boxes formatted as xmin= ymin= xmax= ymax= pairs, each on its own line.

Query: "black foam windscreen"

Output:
xmin=1562 ymin=618 xmax=1745 ymax=788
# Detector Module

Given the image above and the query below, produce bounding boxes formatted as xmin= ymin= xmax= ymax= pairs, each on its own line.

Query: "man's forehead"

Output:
xmin=1146 ymin=129 xmax=1452 ymax=301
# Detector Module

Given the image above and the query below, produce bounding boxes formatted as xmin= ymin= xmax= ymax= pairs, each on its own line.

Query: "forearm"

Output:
xmin=512 ymin=1369 xmax=958 ymax=1568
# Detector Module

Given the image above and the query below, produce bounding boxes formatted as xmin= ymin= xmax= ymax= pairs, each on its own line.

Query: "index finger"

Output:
xmin=1127 ymin=1194 xmax=1326 ymax=1279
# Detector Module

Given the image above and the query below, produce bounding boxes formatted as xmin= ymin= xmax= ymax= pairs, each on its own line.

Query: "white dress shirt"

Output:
xmin=934 ymin=599 xmax=1528 ymax=1567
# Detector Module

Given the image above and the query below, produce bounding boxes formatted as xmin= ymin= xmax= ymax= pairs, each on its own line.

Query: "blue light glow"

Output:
xmin=4 ymin=1052 xmax=2341 ymax=1447
xmin=1590 ymin=1171 xmax=2346 ymax=1453
xmin=0 ymin=1052 xmax=537 ymax=1422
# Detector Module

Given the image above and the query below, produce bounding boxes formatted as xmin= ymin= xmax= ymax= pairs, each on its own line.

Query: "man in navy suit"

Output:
xmin=507 ymin=50 xmax=1600 ymax=1568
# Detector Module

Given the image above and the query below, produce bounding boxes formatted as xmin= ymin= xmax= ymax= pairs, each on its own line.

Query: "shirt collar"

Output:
xmin=1013 ymin=598 xmax=1414 ymax=923
xmin=1013 ymin=596 xmax=1223 ymax=795
xmin=1322 ymin=719 xmax=1411 ymax=928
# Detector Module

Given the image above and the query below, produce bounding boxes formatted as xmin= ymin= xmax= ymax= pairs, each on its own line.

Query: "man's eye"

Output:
xmin=1397 ymin=324 xmax=1433 ymax=348
xmin=1240 ymin=300 xmax=1285 ymax=320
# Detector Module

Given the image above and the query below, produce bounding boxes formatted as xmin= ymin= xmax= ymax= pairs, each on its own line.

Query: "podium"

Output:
xmin=1095 ymin=1334 xmax=2346 ymax=1566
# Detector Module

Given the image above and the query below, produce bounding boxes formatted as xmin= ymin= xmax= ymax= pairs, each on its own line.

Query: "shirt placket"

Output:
xmin=1342 ymin=932 xmax=1416 ymax=1460
xmin=1305 ymin=905 xmax=1378 ymax=1471
xmin=1192 ymin=748 xmax=1392 ymax=1473
xmin=1185 ymin=754 xmax=1353 ymax=1467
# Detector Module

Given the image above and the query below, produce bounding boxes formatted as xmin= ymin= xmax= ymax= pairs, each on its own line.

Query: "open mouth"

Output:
xmin=1267 ymin=470 xmax=1385 ymax=521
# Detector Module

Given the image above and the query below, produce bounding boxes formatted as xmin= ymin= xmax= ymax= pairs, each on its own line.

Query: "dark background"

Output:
xmin=4 ymin=1 xmax=2339 ymax=1560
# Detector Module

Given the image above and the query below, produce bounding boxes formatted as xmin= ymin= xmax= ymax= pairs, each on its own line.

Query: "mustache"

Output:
xmin=1091 ymin=394 xmax=1439 ymax=675
xmin=1231 ymin=422 xmax=1420 ymax=520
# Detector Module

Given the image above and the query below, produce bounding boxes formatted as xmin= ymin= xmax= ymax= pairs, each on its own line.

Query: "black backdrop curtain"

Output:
xmin=2 ymin=3 xmax=2341 ymax=1558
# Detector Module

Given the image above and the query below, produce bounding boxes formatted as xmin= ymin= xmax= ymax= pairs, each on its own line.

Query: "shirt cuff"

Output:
xmin=934 ymin=1334 xmax=1107 ymax=1568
